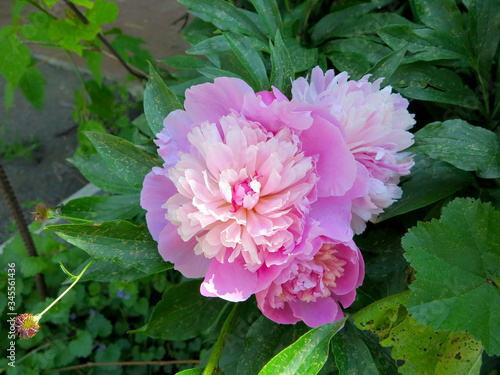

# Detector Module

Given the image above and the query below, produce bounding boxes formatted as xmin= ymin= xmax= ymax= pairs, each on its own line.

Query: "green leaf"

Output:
xmin=47 ymin=221 xmax=168 ymax=274
xmin=323 ymin=38 xmax=392 ymax=65
xmin=71 ymin=258 xmax=152 ymax=283
xmin=249 ymin=0 xmax=282 ymax=38
xmin=377 ymin=155 xmax=474 ymax=221
xmin=69 ymin=154 xmax=138 ymax=194
xmin=47 ymin=19 xmax=100 ymax=55
xmin=311 ymin=3 xmax=381 ymax=44
xmin=43 ymin=0 xmax=59 ymax=8
xmin=85 ymin=131 xmax=159 ymax=189
xmin=71 ymin=0 xmax=94 ymax=8
xmin=366 ymin=45 xmax=407 ymax=82
xmin=258 ymin=318 xmax=346 ymax=375
xmin=176 ymin=370 xmax=202 ymax=375
xmin=18 ymin=66 xmax=46 ymax=110
xmin=463 ymin=0 xmax=500 ymax=86
xmin=224 ymin=32 xmax=269 ymax=91
xmin=144 ymin=62 xmax=182 ymax=135
xmin=4 ymin=81 xmax=15 ymax=109
xmin=20 ymin=256 xmax=48 ymax=277
xmin=133 ymin=280 xmax=227 ymax=340
xmin=381 ymin=315 xmax=483 ymax=375
xmin=82 ymin=50 xmax=103 ymax=85
xmin=60 ymin=194 xmax=142 ymax=222
xmin=178 ymin=0 xmax=266 ymax=41
xmin=331 ymin=320 xmax=398 ymax=375
xmin=378 ymin=25 xmax=469 ymax=65
xmin=0 ymin=27 xmax=31 ymax=86
xmin=237 ymin=316 xmax=308 ymax=375
xmin=411 ymin=119 xmax=500 ymax=178
xmin=269 ymin=30 xmax=294 ymax=95
xmin=69 ymin=330 xmax=93 ymax=358
xmin=85 ymin=0 xmax=118 ymax=26
xmin=330 ymin=13 xmax=414 ymax=39
xmin=327 ymin=51 xmax=370 ymax=81
xmin=163 ymin=55 xmax=213 ymax=70
xmin=187 ymin=34 xmax=270 ymax=57
xmin=389 ymin=63 xmax=480 ymax=109
xmin=284 ymin=37 xmax=318 ymax=73
xmin=402 ymin=198 xmax=500 ymax=355
xmin=197 ymin=67 xmax=246 ymax=81
xmin=354 ymin=291 xmax=483 ymax=375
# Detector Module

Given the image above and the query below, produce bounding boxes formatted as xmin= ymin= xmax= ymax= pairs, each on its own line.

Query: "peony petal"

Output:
xmin=201 ymin=256 xmax=258 ymax=302
xmin=300 ymin=114 xmax=356 ymax=197
xmin=157 ymin=223 xmax=211 ymax=278
xmin=141 ymin=171 xmax=177 ymax=241
xmin=289 ymin=297 xmax=343 ymax=327
xmin=184 ymin=77 xmax=254 ymax=124
xmin=310 ymin=196 xmax=353 ymax=242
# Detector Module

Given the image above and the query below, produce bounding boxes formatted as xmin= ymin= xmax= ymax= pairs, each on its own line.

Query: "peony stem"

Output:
xmin=202 ymin=303 xmax=239 ymax=375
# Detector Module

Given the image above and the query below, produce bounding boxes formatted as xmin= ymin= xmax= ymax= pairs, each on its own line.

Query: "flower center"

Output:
xmin=314 ymin=245 xmax=346 ymax=288
xmin=230 ymin=175 xmax=261 ymax=212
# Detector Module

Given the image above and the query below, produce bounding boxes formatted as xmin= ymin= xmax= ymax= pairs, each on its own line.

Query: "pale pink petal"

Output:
xmin=157 ymin=223 xmax=211 ymax=278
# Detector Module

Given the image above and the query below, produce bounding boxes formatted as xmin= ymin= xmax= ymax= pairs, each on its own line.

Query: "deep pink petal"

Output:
xmin=157 ymin=223 xmax=211 ymax=278
xmin=289 ymin=297 xmax=343 ymax=327
xmin=200 ymin=256 xmax=258 ymax=302
xmin=310 ymin=196 xmax=353 ymax=242
xmin=300 ymin=114 xmax=356 ymax=197
xmin=184 ymin=77 xmax=254 ymax=124
xmin=156 ymin=110 xmax=193 ymax=166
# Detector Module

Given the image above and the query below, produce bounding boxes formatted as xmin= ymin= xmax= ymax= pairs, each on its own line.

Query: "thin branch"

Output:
xmin=0 ymin=160 xmax=48 ymax=300
xmin=62 ymin=0 xmax=149 ymax=81
xmin=48 ymin=360 xmax=201 ymax=373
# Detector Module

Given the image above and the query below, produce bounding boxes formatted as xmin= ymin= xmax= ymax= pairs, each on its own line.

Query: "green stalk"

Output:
xmin=35 ymin=259 xmax=94 ymax=321
xmin=202 ymin=303 xmax=239 ymax=375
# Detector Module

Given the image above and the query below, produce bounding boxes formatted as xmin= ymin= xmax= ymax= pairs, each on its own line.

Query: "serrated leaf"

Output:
xmin=0 ymin=27 xmax=31 ymax=86
xmin=258 ymin=318 xmax=346 ymax=375
xmin=47 ymin=221 xmax=168 ymax=274
xmin=377 ymin=155 xmax=474 ymax=221
xmin=402 ymin=198 xmax=500 ymax=355
xmin=354 ymin=291 xmax=483 ymax=375
xmin=132 ymin=279 xmax=227 ymax=340
xmin=178 ymin=0 xmax=266 ymax=41
xmin=270 ymin=30 xmax=293 ymax=95
xmin=224 ymin=32 xmax=269 ymax=91
xmin=144 ymin=62 xmax=182 ymax=135
xmin=61 ymin=194 xmax=142 ymax=223
xmin=411 ymin=119 xmax=500 ymax=178
xmin=250 ymin=0 xmax=282 ymax=38
xmin=18 ymin=66 xmax=46 ymax=110
xmin=381 ymin=315 xmax=483 ymax=375
xmin=85 ymin=131 xmax=159 ymax=189
xmin=69 ymin=154 xmax=138 ymax=194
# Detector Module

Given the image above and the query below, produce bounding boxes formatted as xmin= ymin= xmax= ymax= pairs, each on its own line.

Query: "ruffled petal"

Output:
xmin=289 ymin=297 xmax=342 ymax=327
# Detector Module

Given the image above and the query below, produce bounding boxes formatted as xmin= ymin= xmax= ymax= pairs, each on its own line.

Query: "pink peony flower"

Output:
xmin=141 ymin=76 xmax=366 ymax=306
xmin=292 ymin=67 xmax=415 ymax=233
xmin=255 ymin=219 xmax=364 ymax=327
